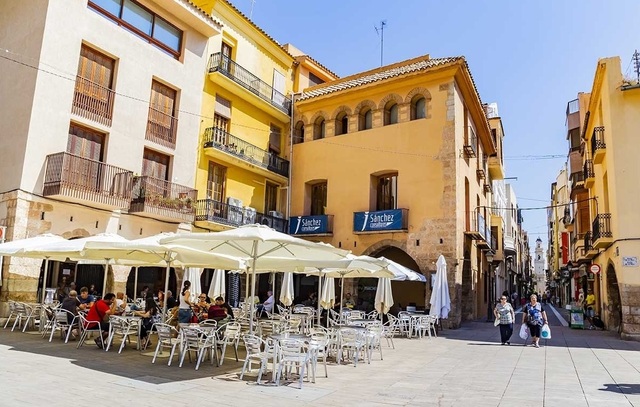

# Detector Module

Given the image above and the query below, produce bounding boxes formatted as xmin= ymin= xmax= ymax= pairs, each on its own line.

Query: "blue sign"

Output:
xmin=354 ymin=209 xmax=404 ymax=232
xmin=289 ymin=215 xmax=329 ymax=235
xmin=478 ymin=213 xmax=486 ymax=240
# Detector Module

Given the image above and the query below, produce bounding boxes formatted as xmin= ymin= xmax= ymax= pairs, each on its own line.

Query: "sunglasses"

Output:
xmin=500 ymin=298 xmax=507 ymax=300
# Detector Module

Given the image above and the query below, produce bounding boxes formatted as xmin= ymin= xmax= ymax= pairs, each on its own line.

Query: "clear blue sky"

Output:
xmin=236 ymin=0 xmax=640 ymax=253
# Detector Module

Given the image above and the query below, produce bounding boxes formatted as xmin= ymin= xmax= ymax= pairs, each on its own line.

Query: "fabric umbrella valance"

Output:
xmin=378 ymin=257 xmax=427 ymax=282
xmin=160 ymin=224 xmax=350 ymax=332
xmin=0 ymin=234 xmax=67 ymax=302
xmin=430 ymin=255 xmax=451 ymax=319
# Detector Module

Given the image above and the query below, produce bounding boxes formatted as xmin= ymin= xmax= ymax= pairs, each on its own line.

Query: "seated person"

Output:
xmin=88 ymin=284 xmax=99 ymax=297
xmin=85 ymin=293 xmax=116 ymax=348
xmin=336 ymin=293 xmax=355 ymax=310
xmin=220 ymin=298 xmax=235 ymax=320
xmin=206 ymin=297 xmax=229 ymax=323
xmin=56 ymin=282 xmax=67 ymax=303
xmin=77 ymin=287 xmax=96 ymax=310
xmin=256 ymin=291 xmax=274 ymax=316
xmin=196 ymin=293 xmax=210 ymax=311
xmin=115 ymin=292 xmax=129 ymax=315
xmin=60 ymin=290 xmax=81 ymax=338
xmin=133 ymin=297 xmax=157 ymax=348
xmin=165 ymin=290 xmax=178 ymax=309
xmin=303 ymin=292 xmax=317 ymax=308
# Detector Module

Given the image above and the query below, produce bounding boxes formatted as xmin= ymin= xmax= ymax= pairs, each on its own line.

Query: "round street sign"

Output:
xmin=590 ymin=264 xmax=601 ymax=274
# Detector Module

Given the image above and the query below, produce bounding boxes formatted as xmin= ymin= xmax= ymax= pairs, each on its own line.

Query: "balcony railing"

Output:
xmin=465 ymin=210 xmax=487 ymax=240
xmin=129 ymin=176 xmax=197 ymax=222
xmin=583 ymin=231 xmax=593 ymax=254
xmin=72 ymin=76 xmax=115 ymax=126
xmin=43 ymin=152 xmax=133 ymax=208
xmin=208 ymin=52 xmax=291 ymax=115
xmin=289 ymin=215 xmax=334 ymax=235
xmin=592 ymin=213 xmax=612 ymax=241
xmin=195 ymin=199 xmax=288 ymax=233
xmin=463 ymin=127 xmax=478 ymax=158
xmin=146 ymin=107 xmax=178 ymax=149
xmin=203 ymin=127 xmax=289 ymax=177
xmin=583 ymin=159 xmax=595 ymax=180
xmin=570 ymin=171 xmax=585 ymax=191
xmin=591 ymin=126 xmax=606 ymax=157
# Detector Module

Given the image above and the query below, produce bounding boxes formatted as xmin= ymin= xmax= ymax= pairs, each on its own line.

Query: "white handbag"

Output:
xmin=519 ymin=323 xmax=529 ymax=340
xmin=541 ymin=323 xmax=551 ymax=339
xmin=494 ymin=317 xmax=500 ymax=327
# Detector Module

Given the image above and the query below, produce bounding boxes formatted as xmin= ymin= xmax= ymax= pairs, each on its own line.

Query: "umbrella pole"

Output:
xmin=271 ymin=271 xmax=275 ymax=305
xmin=41 ymin=257 xmax=50 ymax=304
xmin=162 ymin=257 xmax=171 ymax=322
xmin=248 ymin=241 xmax=258 ymax=334
xmin=317 ymin=272 xmax=323 ymax=326
xmin=339 ymin=274 xmax=345 ymax=323
xmin=102 ymin=260 xmax=110 ymax=296
xmin=133 ymin=266 xmax=139 ymax=301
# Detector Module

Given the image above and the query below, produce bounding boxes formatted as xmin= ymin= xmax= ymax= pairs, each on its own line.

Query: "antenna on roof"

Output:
xmin=374 ymin=20 xmax=387 ymax=67
xmin=249 ymin=0 xmax=256 ymax=19
xmin=633 ymin=49 xmax=640 ymax=83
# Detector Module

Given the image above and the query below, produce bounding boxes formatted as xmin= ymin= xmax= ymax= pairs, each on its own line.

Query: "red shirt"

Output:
xmin=207 ymin=304 xmax=226 ymax=320
xmin=86 ymin=299 xmax=111 ymax=323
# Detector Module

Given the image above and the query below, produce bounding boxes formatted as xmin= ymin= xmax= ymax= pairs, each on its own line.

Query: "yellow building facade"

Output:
xmin=289 ymin=55 xmax=504 ymax=326
xmin=192 ymin=0 xmax=294 ymax=233
xmin=580 ymin=57 xmax=640 ymax=338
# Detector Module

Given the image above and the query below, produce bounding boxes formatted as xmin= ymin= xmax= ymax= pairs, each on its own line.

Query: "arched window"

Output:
xmin=359 ymin=108 xmax=373 ymax=130
xmin=384 ymin=101 xmax=399 ymax=125
xmin=335 ymin=112 xmax=348 ymax=135
xmin=410 ymin=96 xmax=426 ymax=120
xmin=293 ymin=121 xmax=305 ymax=144
xmin=313 ymin=117 xmax=325 ymax=140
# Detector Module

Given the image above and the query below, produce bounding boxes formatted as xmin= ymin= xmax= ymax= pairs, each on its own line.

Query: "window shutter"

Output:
xmin=142 ymin=150 xmax=170 ymax=180
xmin=215 ymin=96 xmax=231 ymax=118
xmin=269 ymin=124 xmax=281 ymax=153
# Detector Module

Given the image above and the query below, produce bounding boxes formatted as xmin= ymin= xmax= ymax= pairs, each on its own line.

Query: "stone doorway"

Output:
xmin=606 ymin=263 xmax=622 ymax=333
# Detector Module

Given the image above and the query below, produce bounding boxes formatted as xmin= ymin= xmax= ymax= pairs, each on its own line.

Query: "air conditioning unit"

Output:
xmin=268 ymin=211 xmax=285 ymax=231
xmin=268 ymin=211 xmax=284 ymax=219
xmin=260 ymin=216 xmax=273 ymax=228
xmin=226 ymin=197 xmax=243 ymax=224
xmin=243 ymin=207 xmax=256 ymax=224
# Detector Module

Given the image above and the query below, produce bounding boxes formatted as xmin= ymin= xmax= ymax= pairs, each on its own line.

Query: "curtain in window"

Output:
xmin=310 ymin=183 xmax=327 ymax=216
xmin=265 ymin=182 xmax=278 ymax=213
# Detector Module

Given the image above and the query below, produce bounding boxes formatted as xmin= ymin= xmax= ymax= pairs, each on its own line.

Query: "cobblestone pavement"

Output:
xmin=2 ymin=305 xmax=640 ymax=407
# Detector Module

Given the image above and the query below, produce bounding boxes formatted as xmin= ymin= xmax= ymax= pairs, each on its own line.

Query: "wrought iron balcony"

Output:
xmin=146 ymin=106 xmax=178 ymax=149
xmin=129 ymin=176 xmax=197 ymax=222
xmin=464 ymin=210 xmax=487 ymax=241
xmin=289 ymin=215 xmax=334 ymax=235
xmin=583 ymin=159 xmax=595 ymax=187
xmin=72 ymin=76 xmax=115 ymax=126
xmin=591 ymin=126 xmax=606 ymax=162
xmin=463 ymin=126 xmax=478 ymax=158
xmin=592 ymin=213 xmax=612 ymax=248
xmin=203 ymin=127 xmax=289 ymax=177
xmin=570 ymin=171 xmax=585 ymax=191
xmin=195 ymin=199 xmax=288 ymax=233
xmin=43 ymin=152 xmax=133 ymax=208
xmin=207 ymin=52 xmax=291 ymax=115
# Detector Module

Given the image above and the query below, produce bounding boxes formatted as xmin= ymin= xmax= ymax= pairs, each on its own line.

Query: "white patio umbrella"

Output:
xmin=280 ymin=272 xmax=294 ymax=307
xmin=321 ymin=255 xmax=394 ymax=318
xmin=22 ymin=233 xmax=130 ymax=298
xmin=160 ymin=224 xmax=350 ymax=332
xmin=208 ymin=269 xmax=226 ymax=300
xmin=0 ymin=233 xmax=66 ymax=303
xmin=374 ymin=278 xmax=394 ymax=315
xmin=320 ymin=276 xmax=335 ymax=327
xmin=379 ymin=257 xmax=427 ymax=282
xmin=84 ymin=233 xmax=246 ymax=318
xmin=430 ymin=255 xmax=451 ymax=319
xmin=182 ymin=267 xmax=202 ymax=304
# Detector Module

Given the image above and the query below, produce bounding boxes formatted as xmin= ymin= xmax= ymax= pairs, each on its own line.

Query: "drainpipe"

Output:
xmin=287 ymin=92 xmax=303 ymax=222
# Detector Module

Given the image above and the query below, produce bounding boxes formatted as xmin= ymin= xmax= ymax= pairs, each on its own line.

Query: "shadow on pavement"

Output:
xmin=0 ymin=328 xmax=247 ymax=383
xmin=599 ymin=383 xmax=640 ymax=394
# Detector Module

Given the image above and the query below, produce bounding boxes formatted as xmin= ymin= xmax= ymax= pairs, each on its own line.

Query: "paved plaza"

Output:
xmin=2 ymin=306 xmax=640 ymax=407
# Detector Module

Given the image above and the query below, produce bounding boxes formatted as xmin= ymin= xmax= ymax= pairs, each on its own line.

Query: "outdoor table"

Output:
xmin=268 ymin=333 xmax=312 ymax=382
xmin=119 ymin=315 xmax=142 ymax=350
xmin=346 ymin=319 xmax=379 ymax=327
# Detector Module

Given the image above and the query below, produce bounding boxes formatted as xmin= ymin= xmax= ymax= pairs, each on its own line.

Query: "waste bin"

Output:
xmin=570 ymin=306 xmax=584 ymax=329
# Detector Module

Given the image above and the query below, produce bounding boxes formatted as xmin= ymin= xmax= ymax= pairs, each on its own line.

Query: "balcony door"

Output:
xmin=147 ymin=80 xmax=177 ymax=146
xmin=310 ymin=182 xmax=327 ymax=216
xmin=206 ymin=161 xmax=226 ymax=202
xmin=221 ymin=42 xmax=232 ymax=72
xmin=74 ymin=45 xmax=115 ymax=122
xmin=376 ymin=173 xmax=397 ymax=211
xmin=142 ymin=149 xmax=170 ymax=199
xmin=265 ymin=182 xmax=278 ymax=214
xmin=66 ymin=124 xmax=105 ymax=191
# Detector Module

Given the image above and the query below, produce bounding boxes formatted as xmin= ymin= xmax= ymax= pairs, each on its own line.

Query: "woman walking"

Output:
xmin=178 ymin=280 xmax=194 ymax=324
xmin=494 ymin=295 xmax=515 ymax=345
xmin=522 ymin=294 xmax=548 ymax=348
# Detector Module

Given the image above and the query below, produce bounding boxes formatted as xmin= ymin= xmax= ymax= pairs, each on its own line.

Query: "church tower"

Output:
xmin=533 ymin=237 xmax=546 ymax=292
